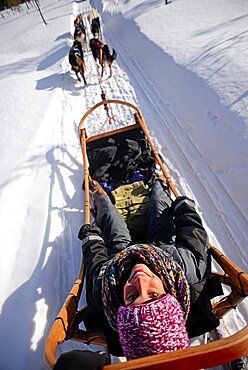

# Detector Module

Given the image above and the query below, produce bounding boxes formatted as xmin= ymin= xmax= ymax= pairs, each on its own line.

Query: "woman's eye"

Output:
xmin=150 ymin=292 xmax=159 ymax=298
xmin=127 ymin=294 xmax=137 ymax=302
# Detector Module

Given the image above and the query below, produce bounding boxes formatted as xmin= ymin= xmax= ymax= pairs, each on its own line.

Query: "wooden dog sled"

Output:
xmin=44 ymin=100 xmax=248 ymax=369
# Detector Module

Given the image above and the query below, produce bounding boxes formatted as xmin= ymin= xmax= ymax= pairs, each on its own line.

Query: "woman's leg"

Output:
xmin=95 ymin=195 xmax=132 ymax=257
xmin=146 ymin=179 xmax=175 ymax=243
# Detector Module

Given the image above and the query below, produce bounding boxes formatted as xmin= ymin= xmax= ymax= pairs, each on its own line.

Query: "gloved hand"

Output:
xmin=171 ymin=196 xmax=189 ymax=213
xmin=78 ymin=224 xmax=103 ymax=241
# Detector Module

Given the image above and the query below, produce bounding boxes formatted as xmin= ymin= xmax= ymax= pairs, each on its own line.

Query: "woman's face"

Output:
xmin=123 ymin=263 xmax=165 ymax=306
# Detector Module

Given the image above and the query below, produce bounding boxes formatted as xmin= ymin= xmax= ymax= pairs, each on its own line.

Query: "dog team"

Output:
xmin=68 ymin=9 xmax=117 ymax=84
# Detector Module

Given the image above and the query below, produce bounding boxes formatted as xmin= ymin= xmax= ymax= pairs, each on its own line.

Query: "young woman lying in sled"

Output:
xmin=54 ymin=174 xmax=222 ymax=369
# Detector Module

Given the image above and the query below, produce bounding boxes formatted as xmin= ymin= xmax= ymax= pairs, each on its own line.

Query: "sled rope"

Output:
xmin=88 ymin=34 xmax=115 ymax=124
xmin=100 ymin=89 xmax=115 ymax=124
xmin=94 ymin=61 xmax=115 ymax=124
xmin=89 ymin=49 xmax=111 ymax=123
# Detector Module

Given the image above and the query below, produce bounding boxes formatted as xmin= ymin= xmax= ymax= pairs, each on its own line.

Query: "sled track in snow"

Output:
xmin=105 ymin=28 xmax=247 ymax=268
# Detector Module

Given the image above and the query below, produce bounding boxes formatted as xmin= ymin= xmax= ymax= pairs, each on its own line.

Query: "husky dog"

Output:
xmin=69 ymin=40 xmax=87 ymax=84
xmin=90 ymin=35 xmax=117 ymax=78
xmin=100 ymin=44 xmax=117 ymax=78
xmin=74 ymin=15 xmax=87 ymax=50
xmin=88 ymin=8 xmax=101 ymax=38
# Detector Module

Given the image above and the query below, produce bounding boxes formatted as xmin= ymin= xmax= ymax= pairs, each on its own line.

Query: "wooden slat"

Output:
xmin=44 ymin=278 xmax=83 ymax=367
xmin=78 ymin=99 xmax=142 ymax=133
xmin=80 ymin=128 xmax=91 ymax=224
xmin=85 ymin=123 xmax=141 ymax=143
xmin=103 ymin=325 xmax=248 ymax=370
xmin=210 ymin=244 xmax=248 ymax=296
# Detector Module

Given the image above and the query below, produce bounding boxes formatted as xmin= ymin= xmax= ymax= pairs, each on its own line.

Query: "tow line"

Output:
xmin=100 ymin=88 xmax=116 ymax=124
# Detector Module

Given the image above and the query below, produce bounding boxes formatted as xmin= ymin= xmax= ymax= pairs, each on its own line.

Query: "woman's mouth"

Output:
xmin=129 ymin=269 xmax=152 ymax=282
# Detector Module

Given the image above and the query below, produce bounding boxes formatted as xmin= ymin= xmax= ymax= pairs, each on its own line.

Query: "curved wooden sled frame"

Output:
xmin=44 ymin=100 xmax=248 ymax=369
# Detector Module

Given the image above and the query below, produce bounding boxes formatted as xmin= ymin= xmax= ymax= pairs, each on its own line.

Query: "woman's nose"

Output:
xmin=133 ymin=279 xmax=149 ymax=304
xmin=132 ymin=275 xmax=148 ymax=288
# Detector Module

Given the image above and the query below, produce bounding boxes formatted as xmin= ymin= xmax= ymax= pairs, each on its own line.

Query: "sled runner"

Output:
xmin=44 ymin=100 xmax=248 ymax=369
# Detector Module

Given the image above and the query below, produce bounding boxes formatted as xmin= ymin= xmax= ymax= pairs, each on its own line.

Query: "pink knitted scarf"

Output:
xmin=117 ymin=294 xmax=189 ymax=360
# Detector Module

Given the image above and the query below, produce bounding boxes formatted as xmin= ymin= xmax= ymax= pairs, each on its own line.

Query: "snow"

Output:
xmin=0 ymin=0 xmax=247 ymax=369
